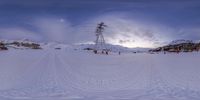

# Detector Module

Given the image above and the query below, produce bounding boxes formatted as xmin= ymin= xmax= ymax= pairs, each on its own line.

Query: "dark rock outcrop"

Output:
xmin=0 ymin=40 xmax=42 ymax=50
xmin=0 ymin=42 xmax=8 ymax=50
xmin=149 ymin=40 xmax=200 ymax=53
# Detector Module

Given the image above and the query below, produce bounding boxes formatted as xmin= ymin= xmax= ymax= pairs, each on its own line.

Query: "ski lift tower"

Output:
xmin=93 ymin=22 xmax=108 ymax=54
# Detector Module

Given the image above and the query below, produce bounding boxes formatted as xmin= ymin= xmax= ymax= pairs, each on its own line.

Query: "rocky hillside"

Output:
xmin=0 ymin=39 xmax=41 ymax=50
xmin=149 ymin=40 xmax=200 ymax=53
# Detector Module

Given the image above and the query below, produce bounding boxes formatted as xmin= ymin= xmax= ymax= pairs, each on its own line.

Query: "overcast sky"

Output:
xmin=0 ymin=0 xmax=200 ymax=48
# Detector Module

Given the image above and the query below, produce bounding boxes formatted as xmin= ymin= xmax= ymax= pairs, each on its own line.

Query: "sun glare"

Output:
xmin=119 ymin=41 xmax=155 ymax=48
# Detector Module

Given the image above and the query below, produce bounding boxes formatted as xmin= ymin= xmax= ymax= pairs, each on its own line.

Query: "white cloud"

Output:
xmin=33 ymin=17 xmax=73 ymax=43
xmin=0 ymin=17 xmax=75 ymax=44
xmin=75 ymin=13 xmax=173 ymax=48
xmin=176 ymin=27 xmax=200 ymax=40
xmin=0 ymin=13 xmax=198 ymax=48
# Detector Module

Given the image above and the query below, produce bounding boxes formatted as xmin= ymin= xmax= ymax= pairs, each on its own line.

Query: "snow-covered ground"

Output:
xmin=0 ymin=48 xmax=200 ymax=100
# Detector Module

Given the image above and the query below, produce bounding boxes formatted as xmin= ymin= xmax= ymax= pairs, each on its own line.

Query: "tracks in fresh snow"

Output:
xmin=1 ymin=50 xmax=200 ymax=100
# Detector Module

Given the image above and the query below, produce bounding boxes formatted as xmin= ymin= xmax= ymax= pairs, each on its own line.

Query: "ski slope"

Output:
xmin=0 ymin=49 xmax=200 ymax=100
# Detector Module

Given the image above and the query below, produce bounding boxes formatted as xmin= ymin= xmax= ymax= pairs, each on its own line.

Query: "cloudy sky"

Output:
xmin=0 ymin=0 xmax=200 ymax=48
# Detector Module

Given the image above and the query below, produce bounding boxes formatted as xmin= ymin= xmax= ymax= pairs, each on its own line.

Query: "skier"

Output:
xmin=106 ymin=51 xmax=108 ymax=55
xmin=94 ymin=50 xmax=97 ymax=54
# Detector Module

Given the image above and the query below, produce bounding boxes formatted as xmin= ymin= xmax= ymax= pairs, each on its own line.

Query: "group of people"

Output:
xmin=93 ymin=50 xmax=121 ymax=55
xmin=93 ymin=50 xmax=109 ymax=55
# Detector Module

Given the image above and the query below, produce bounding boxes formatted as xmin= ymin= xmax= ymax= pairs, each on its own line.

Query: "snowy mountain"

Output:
xmin=73 ymin=43 xmax=149 ymax=53
xmin=41 ymin=42 xmax=72 ymax=50
xmin=2 ymin=39 xmax=200 ymax=54
xmin=1 ymin=39 xmax=150 ymax=54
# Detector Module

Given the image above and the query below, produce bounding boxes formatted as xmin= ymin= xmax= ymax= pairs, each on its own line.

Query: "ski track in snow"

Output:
xmin=0 ymin=49 xmax=200 ymax=100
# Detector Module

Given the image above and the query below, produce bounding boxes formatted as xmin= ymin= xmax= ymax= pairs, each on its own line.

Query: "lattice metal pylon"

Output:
xmin=94 ymin=22 xmax=107 ymax=53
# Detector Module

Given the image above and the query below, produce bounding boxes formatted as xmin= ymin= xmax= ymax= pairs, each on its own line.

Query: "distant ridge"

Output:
xmin=0 ymin=39 xmax=149 ymax=53
xmin=150 ymin=39 xmax=200 ymax=53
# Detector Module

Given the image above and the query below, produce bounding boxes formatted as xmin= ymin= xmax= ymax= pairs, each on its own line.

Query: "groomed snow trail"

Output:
xmin=0 ymin=49 xmax=200 ymax=100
